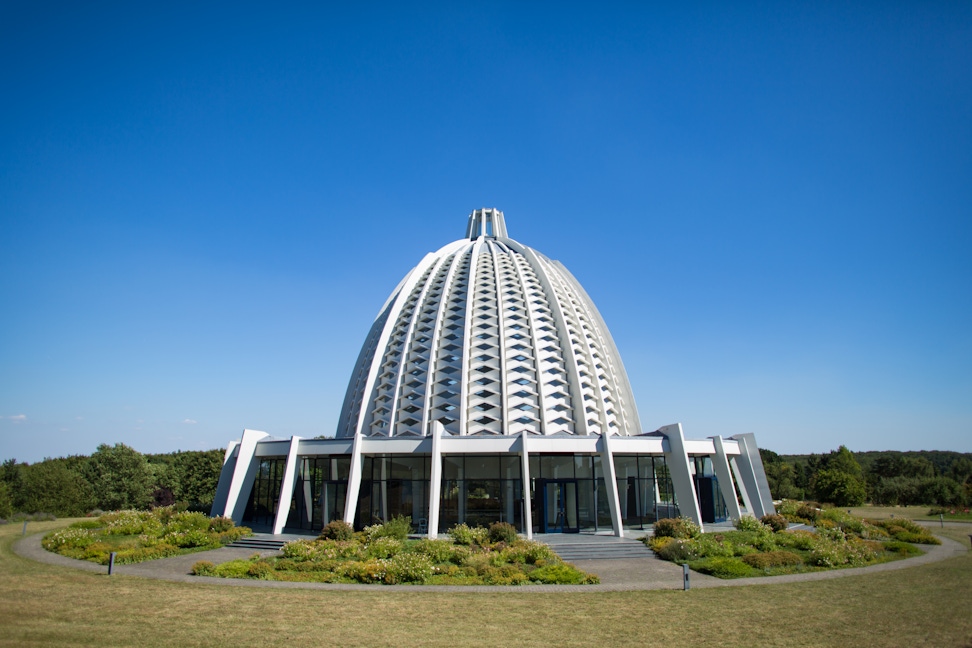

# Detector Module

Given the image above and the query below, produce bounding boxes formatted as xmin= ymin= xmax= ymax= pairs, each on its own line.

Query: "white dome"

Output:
xmin=336 ymin=208 xmax=641 ymax=439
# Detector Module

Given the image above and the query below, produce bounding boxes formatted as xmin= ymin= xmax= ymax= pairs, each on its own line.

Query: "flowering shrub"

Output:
xmin=449 ymin=523 xmax=489 ymax=546
xmin=319 ymin=520 xmax=354 ymax=541
xmin=653 ymin=517 xmax=701 ymax=539
xmin=760 ymin=514 xmax=789 ymax=532
xmin=198 ymin=531 xmax=596 ymax=586
xmin=649 ymin=507 xmax=932 ymax=579
xmin=734 ymin=516 xmax=766 ymax=532
xmin=42 ymin=506 xmax=251 ymax=564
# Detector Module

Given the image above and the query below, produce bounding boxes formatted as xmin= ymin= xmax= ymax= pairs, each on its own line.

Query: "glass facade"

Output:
xmin=286 ymin=455 xmax=351 ymax=531
xmin=239 ymin=451 xmax=693 ymax=534
xmin=692 ymin=456 xmax=729 ymax=523
xmin=242 ymin=457 xmax=287 ymax=529
xmin=613 ymin=454 xmax=679 ymax=529
xmin=528 ymin=454 xmax=609 ymax=533
xmin=354 ymin=454 xmax=431 ymax=531
xmin=439 ymin=454 xmax=524 ymax=532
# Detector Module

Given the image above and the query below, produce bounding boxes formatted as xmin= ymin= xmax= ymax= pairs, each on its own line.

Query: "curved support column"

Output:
xmin=272 ymin=436 xmax=303 ymax=535
xmin=710 ymin=435 xmax=743 ymax=521
xmin=427 ymin=421 xmax=445 ymax=538
xmin=520 ymin=430 xmax=533 ymax=539
xmin=660 ymin=423 xmax=703 ymax=529
xmin=598 ymin=432 xmax=624 ymax=537
xmin=222 ymin=429 xmax=269 ymax=523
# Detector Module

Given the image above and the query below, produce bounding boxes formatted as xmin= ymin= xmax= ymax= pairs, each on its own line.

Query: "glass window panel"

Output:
xmin=574 ymin=455 xmax=593 ymax=478
xmin=464 ymin=455 xmax=500 ymax=479
xmin=614 ymin=454 xmax=638 ymax=479
xmin=501 ymin=455 xmax=520 ymax=479
xmin=541 ymin=454 xmax=574 ymax=479
xmin=442 ymin=455 xmax=462 ymax=480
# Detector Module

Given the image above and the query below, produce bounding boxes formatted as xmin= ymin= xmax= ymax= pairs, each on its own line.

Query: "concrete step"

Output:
xmin=227 ymin=538 xmax=288 ymax=551
xmin=544 ymin=540 xmax=654 ymax=561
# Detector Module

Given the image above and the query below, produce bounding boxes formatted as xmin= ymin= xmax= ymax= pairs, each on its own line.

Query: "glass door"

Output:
xmin=540 ymin=479 xmax=579 ymax=533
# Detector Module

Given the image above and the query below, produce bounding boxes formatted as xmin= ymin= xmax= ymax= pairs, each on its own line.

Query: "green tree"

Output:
xmin=15 ymin=459 xmax=95 ymax=516
xmin=0 ymin=480 xmax=13 ymax=518
xmin=823 ymin=445 xmax=863 ymax=480
xmin=812 ymin=469 xmax=867 ymax=507
xmin=172 ymin=450 xmax=224 ymax=509
xmin=85 ymin=443 xmax=153 ymax=510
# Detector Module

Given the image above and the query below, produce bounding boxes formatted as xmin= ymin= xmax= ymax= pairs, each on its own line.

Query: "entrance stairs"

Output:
xmin=535 ymin=534 xmax=654 ymax=561
xmin=227 ymin=532 xmax=310 ymax=551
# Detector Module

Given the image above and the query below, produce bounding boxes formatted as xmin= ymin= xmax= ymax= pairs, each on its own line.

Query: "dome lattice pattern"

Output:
xmin=337 ymin=209 xmax=641 ymax=439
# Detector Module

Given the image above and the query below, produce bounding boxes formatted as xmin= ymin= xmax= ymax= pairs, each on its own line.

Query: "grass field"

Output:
xmin=2 ymin=515 xmax=971 ymax=648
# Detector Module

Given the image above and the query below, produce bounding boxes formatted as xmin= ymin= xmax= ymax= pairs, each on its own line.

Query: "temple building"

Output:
xmin=211 ymin=209 xmax=775 ymax=537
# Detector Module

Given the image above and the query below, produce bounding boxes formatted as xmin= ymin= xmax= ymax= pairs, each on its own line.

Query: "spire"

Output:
xmin=465 ymin=208 xmax=508 ymax=240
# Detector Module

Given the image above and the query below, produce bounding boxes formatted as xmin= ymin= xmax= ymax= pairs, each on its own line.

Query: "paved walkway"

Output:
xmin=14 ymin=527 xmax=968 ymax=593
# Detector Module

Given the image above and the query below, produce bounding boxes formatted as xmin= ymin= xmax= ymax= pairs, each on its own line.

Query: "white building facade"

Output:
xmin=212 ymin=209 xmax=775 ymax=537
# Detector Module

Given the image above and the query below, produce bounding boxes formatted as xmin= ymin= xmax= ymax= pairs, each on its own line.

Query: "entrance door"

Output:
xmin=540 ymin=479 xmax=579 ymax=533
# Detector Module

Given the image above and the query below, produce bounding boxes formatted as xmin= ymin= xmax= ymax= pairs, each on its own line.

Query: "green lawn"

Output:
xmin=1 ymin=519 xmax=971 ymax=647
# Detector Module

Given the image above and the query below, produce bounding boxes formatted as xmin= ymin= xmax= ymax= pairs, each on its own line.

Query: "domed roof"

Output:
xmin=336 ymin=209 xmax=641 ymax=439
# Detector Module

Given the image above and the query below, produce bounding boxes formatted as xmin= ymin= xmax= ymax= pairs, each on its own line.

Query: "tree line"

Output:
xmin=761 ymin=446 xmax=972 ymax=507
xmin=0 ymin=443 xmax=225 ymax=519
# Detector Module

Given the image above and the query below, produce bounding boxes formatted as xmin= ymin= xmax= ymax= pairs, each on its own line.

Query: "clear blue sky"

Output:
xmin=2 ymin=3 xmax=970 ymax=463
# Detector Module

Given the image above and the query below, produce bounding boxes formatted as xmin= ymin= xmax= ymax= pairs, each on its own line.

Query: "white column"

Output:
xmin=599 ymin=432 xmax=624 ymax=537
xmin=427 ymin=421 xmax=445 ymax=538
xmin=210 ymin=440 xmax=239 ymax=517
xmin=730 ymin=433 xmax=776 ymax=517
xmin=659 ymin=423 xmax=703 ymax=529
xmin=519 ymin=430 xmax=533 ymax=539
xmin=343 ymin=433 xmax=365 ymax=527
xmin=272 ymin=436 xmax=303 ymax=535
xmin=710 ymin=436 xmax=743 ymax=521
xmin=729 ymin=456 xmax=756 ymax=516
xmin=223 ymin=429 xmax=269 ymax=523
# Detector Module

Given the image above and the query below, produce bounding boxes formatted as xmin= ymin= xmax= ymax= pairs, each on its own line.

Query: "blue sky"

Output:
xmin=1 ymin=3 xmax=970 ymax=463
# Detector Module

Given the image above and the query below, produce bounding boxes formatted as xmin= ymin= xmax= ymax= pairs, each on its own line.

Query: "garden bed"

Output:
xmin=42 ymin=507 xmax=251 ymax=565
xmin=192 ymin=518 xmax=599 ymax=586
xmin=644 ymin=506 xmax=940 ymax=579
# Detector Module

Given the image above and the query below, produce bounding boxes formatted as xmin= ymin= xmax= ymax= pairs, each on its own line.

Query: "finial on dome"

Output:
xmin=465 ymin=208 xmax=508 ymax=240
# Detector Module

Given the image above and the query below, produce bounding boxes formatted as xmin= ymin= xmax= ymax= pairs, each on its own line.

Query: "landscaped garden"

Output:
xmin=644 ymin=501 xmax=941 ymax=579
xmin=41 ymin=506 xmax=251 ymax=564
xmin=191 ymin=517 xmax=599 ymax=585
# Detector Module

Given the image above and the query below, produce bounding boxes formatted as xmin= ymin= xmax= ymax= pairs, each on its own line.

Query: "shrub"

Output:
xmin=653 ymin=517 xmax=700 ymax=539
xmin=530 ymin=562 xmax=597 ymax=584
xmin=319 ymin=520 xmax=354 ymax=541
xmin=488 ymin=521 xmax=518 ymax=544
xmin=688 ymin=534 xmax=733 ymax=558
xmin=741 ymin=550 xmax=803 ymax=569
xmin=214 ymin=560 xmax=253 ymax=579
xmin=760 ymin=514 xmax=788 ymax=532
xmin=796 ymin=503 xmax=819 ymax=523
xmin=694 ymin=557 xmax=755 ymax=579
xmin=366 ymin=536 xmax=403 ymax=559
xmin=808 ymin=538 xmax=876 ymax=568
xmin=449 ymin=523 xmax=489 ymax=546
xmin=341 ymin=560 xmax=388 ymax=584
xmin=412 ymin=538 xmax=454 ymax=564
xmin=384 ymin=552 xmax=434 ymax=584
xmin=69 ymin=519 xmax=103 ymax=530
xmin=208 ymin=516 xmax=235 ymax=533
xmin=656 ymin=539 xmax=695 ymax=562
xmin=883 ymin=541 xmax=922 ymax=556
xmin=646 ymin=535 xmax=675 ymax=553
xmin=247 ymin=561 xmax=274 ymax=579
xmin=191 ymin=560 xmax=217 ymax=576
xmin=734 ymin=516 xmax=766 ymax=532
xmin=775 ymin=529 xmax=817 ymax=551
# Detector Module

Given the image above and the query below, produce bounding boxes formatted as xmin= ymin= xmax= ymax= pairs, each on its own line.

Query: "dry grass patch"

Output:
xmin=1 ymin=520 xmax=970 ymax=647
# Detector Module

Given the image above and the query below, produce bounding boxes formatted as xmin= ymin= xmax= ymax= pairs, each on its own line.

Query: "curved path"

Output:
xmin=14 ymin=529 xmax=969 ymax=593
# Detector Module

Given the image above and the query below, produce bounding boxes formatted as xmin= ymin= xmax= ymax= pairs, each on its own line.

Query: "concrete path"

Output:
xmin=14 ymin=529 xmax=969 ymax=593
